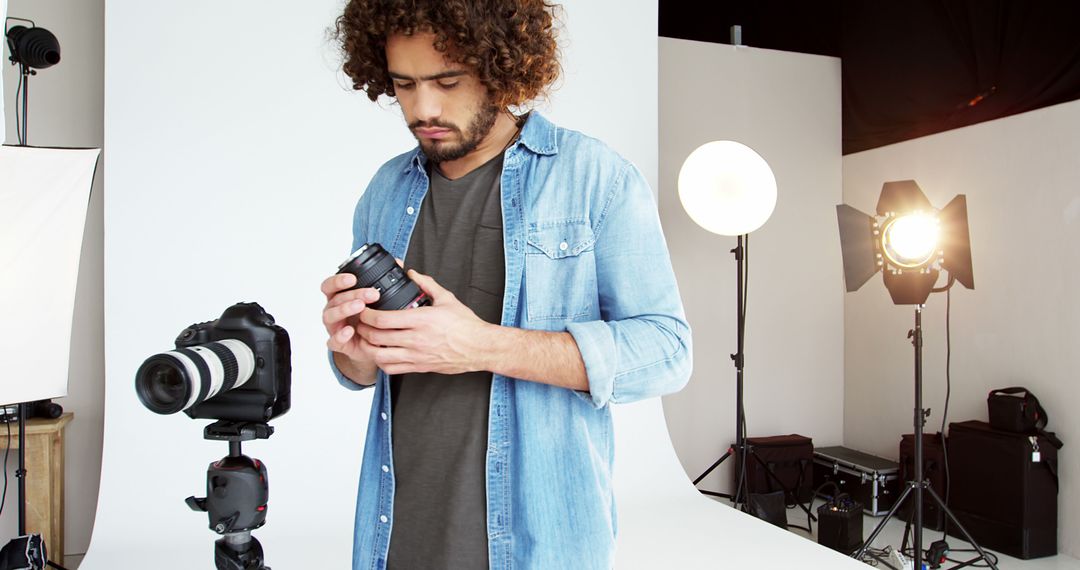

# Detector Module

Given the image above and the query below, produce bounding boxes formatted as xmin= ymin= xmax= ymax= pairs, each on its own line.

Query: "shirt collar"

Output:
xmin=405 ymin=110 xmax=558 ymax=173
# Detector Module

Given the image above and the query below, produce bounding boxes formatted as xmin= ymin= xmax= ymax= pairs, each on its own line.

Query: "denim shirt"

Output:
xmin=330 ymin=112 xmax=692 ymax=570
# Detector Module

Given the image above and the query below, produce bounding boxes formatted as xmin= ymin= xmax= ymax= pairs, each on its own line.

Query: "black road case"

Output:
xmin=947 ymin=420 xmax=1059 ymax=559
xmin=813 ymin=446 xmax=900 ymax=516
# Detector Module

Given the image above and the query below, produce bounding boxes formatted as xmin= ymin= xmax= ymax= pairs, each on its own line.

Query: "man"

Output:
xmin=321 ymin=1 xmax=692 ymax=568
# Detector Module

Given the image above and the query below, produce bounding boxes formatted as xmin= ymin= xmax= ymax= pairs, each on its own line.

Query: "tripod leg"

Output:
xmin=854 ymin=483 xmax=915 ymax=560
xmin=924 ymin=486 xmax=999 ymax=570
xmin=693 ymin=449 xmax=733 ymax=486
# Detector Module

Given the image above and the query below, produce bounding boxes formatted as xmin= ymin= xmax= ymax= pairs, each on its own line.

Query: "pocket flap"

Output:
xmin=527 ymin=222 xmax=595 ymax=259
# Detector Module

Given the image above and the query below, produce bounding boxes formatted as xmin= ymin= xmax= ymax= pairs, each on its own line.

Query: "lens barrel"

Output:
xmin=337 ymin=243 xmax=430 ymax=310
xmin=135 ymin=339 xmax=256 ymax=415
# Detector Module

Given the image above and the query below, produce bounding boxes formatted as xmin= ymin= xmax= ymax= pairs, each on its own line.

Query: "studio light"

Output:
xmin=836 ymin=180 xmax=973 ymax=305
xmin=679 ymin=140 xmax=784 ymax=516
xmin=5 ymin=18 xmax=63 ymax=146
xmin=836 ymin=181 xmax=995 ymax=569
xmin=5 ymin=24 xmax=61 ymax=69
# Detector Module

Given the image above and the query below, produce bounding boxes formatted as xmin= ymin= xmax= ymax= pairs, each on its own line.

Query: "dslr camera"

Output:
xmin=135 ymin=302 xmax=291 ymax=422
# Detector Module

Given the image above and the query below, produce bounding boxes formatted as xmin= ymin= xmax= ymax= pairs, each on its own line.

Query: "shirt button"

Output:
xmin=559 ymin=241 xmax=568 ymax=251
xmin=379 ymin=515 xmax=388 ymax=523
xmin=382 ymin=465 xmax=390 ymax=472
xmin=406 ymin=206 xmax=415 ymax=215
xmin=380 ymin=412 xmax=388 ymax=421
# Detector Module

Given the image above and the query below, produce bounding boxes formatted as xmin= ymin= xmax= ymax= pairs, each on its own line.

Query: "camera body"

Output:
xmin=135 ymin=302 xmax=291 ymax=423
xmin=179 ymin=303 xmax=291 ymax=423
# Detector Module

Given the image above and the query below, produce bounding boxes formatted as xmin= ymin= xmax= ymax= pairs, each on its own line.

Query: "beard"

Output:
xmin=409 ymin=102 xmax=499 ymax=164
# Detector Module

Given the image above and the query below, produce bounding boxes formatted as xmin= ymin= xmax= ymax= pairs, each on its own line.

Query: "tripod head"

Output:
xmin=186 ymin=420 xmax=274 ymax=570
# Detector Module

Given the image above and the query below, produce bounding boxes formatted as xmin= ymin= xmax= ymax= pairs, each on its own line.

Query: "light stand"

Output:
xmin=676 ymin=140 xmax=807 ymax=521
xmin=692 ymin=236 xmax=748 ymax=503
xmin=3 ymin=18 xmax=69 ymax=570
xmin=854 ymin=307 xmax=997 ymax=570
xmin=689 ymin=236 xmax=817 ymax=526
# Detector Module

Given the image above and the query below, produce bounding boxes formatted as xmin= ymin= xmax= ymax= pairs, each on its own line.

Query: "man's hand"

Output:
xmin=356 ymin=270 xmax=493 ymax=375
xmin=321 ymin=272 xmax=382 ymax=385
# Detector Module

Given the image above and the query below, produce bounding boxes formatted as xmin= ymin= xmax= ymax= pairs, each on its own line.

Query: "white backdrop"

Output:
xmin=92 ymin=0 xmax=665 ymax=566
xmin=91 ymin=2 xmax=861 ymax=568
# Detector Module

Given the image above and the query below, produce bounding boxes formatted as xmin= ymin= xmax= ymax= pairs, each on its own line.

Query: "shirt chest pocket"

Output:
xmin=524 ymin=221 xmax=599 ymax=323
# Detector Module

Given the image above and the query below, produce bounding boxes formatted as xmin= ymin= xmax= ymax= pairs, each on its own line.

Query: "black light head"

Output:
xmin=837 ymin=180 xmax=974 ymax=305
xmin=6 ymin=24 xmax=61 ymax=69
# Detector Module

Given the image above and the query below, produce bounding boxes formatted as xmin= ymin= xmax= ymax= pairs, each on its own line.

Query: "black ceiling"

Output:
xmin=659 ymin=1 xmax=1080 ymax=155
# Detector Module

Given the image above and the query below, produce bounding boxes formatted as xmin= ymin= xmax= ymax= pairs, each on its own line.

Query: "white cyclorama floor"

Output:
xmin=773 ymin=498 xmax=1080 ymax=570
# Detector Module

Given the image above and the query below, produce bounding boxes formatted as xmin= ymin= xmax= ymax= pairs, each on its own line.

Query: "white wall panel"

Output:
xmin=659 ymin=38 xmax=846 ymax=495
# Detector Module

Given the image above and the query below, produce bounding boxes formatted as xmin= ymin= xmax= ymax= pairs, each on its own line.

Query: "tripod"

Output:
xmin=854 ymin=306 xmax=997 ymax=569
xmin=691 ymin=236 xmax=816 ymax=526
xmin=187 ymin=421 xmax=274 ymax=570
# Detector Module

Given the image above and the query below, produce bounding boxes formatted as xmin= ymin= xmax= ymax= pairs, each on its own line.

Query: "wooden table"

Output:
xmin=1 ymin=412 xmax=72 ymax=563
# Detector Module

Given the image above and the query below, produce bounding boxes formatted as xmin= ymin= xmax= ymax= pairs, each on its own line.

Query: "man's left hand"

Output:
xmin=356 ymin=269 xmax=493 ymax=375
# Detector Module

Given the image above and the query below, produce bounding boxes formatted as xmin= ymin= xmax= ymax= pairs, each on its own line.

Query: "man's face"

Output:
xmin=385 ymin=33 xmax=498 ymax=163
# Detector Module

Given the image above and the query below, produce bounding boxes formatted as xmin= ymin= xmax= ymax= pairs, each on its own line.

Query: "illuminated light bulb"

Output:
xmin=882 ymin=212 xmax=940 ymax=268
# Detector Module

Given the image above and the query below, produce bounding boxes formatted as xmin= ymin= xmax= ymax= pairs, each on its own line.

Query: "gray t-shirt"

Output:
xmin=386 ymin=153 xmax=505 ymax=569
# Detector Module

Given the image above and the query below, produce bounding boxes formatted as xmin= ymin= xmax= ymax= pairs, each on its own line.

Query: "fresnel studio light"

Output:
xmin=837 ymin=181 xmax=996 ymax=570
xmin=837 ymin=180 xmax=973 ymax=304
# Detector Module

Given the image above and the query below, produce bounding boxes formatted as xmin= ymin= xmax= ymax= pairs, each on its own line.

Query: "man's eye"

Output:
xmin=438 ymin=81 xmax=459 ymax=90
xmin=394 ymin=82 xmax=415 ymax=91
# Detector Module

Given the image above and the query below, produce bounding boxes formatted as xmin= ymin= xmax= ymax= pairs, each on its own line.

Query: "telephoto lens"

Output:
xmin=136 ymin=338 xmax=256 ymax=415
xmin=337 ymin=243 xmax=431 ymax=310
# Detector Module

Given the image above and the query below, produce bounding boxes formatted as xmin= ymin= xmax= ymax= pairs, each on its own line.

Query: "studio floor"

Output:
xmin=776 ymin=498 xmax=1080 ymax=570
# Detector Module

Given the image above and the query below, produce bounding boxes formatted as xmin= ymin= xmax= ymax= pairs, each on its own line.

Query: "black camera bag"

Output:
xmin=0 ymin=535 xmax=46 ymax=570
xmin=987 ymin=387 xmax=1063 ymax=449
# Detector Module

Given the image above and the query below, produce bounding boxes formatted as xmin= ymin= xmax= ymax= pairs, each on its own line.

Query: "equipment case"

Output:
xmin=946 ymin=420 xmax=1059 ymax=559
xmin=813 ymin=446 xmax=900 ymax=516
xmin=736 ymin=434 xmax=814 ymax=505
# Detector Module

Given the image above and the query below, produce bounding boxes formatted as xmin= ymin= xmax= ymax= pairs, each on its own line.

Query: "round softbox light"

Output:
xmin=677 ymin=140 xmax=777 ymax=236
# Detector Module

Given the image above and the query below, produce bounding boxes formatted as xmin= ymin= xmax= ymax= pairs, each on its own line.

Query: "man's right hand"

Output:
xmin=322 ymin=272 xmax=381 ymax=386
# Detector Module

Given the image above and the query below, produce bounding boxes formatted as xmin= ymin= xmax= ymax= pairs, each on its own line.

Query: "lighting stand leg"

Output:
xmin=852 ymin=307 xmax=997 ymax=570
xmin=924 ymin=486 xmax=999 ymax=570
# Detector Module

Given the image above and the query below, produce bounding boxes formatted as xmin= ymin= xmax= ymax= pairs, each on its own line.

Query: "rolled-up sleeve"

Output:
xmin=566 ymin=160 xmax=693 ymax=409
xmin=329 ymin=186 xmax=375 ymax=392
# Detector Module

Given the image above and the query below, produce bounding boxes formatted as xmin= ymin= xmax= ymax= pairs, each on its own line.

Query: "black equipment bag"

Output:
xmin=947 ymin=420 xmax=1058 ymax=559
xmin=899 ymin=432 xmax=946 ymax=531
xmin=734 ymin=434 xmax=814 ymax=505
xmin=0 ymin=535 xmax=46 ymax=570
xmin=747 ymin=490 xmax=788 ymax=529
xmin=987 ymin=387 xmax=1064 ymax=449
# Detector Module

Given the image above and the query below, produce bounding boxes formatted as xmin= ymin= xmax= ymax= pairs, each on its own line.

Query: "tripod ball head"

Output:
xmin=187 ymin=454 xmax=269 ymax=534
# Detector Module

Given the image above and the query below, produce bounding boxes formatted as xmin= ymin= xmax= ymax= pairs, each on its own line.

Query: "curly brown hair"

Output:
xmin=334 ymin=0 xmax=561 ymax=109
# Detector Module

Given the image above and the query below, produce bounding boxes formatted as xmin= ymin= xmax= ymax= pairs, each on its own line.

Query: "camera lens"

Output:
xmin=135 ymin=339 xmax=256 ymax=415
xmin=337 ymin=243 xmax=431 ymax=310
